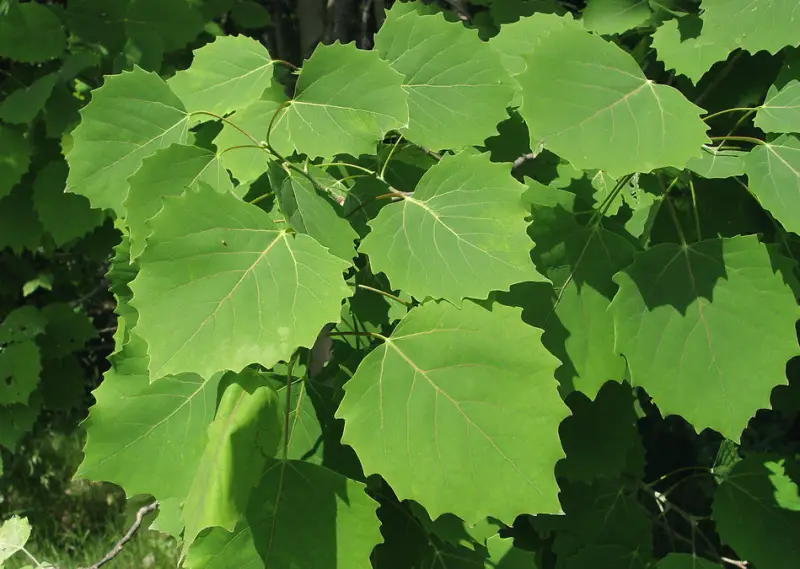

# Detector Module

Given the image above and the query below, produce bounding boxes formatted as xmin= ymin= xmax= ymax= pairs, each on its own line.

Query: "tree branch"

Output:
xmin=77 ymin=501 xmax=158 ymax=569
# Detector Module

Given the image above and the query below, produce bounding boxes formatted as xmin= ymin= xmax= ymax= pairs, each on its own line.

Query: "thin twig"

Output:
xmin=77 ymin=501 xmax=158 ymax=569
xmin=721 ymin=557 xmax=749 ymax=569
xmin=512 ymin=152 xmax=537 ymax=169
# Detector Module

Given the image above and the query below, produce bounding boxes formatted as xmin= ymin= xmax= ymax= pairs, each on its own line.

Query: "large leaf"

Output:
xmin=360 ymin=152 xmax=545 ymax=303
xmin=66 ymin=66 xmax=190 ymax=216
xmin=270 ymin=42 xmax=408 ymax=160
xmin=124 ymin=144 xmax=233 ymax=260
xmin=744 ymin=135 xmax=800 ymax=235
xmin=373 ymin=5 xmax=514 ymax=150
xmin=337 ymin=301 xmax=568 ymax=524
xmin=0 ymin=125 xmax=31 ymax=202
xmin=181 ymin=370 xmax=282 ymax=554
xmin=0 ymin=2 xmax=65 ymax=63
xmin=581 ymin=0 xmax=652 ymax=36
xmin=517 ymin=26 xmax=709 ymax=177
xmin=609 ymin=236 xmax=799 ymax=440
xmin=713 ymin=456 xmax=800 ymax=569
xmin=755 ymin=80 xmax=800 ymax=134
xmin=168 ymin=35 xmax=275 ymax=116
xmin=185 ymin=461 xmax=380 ymax=569
xmin=130 ymin=185 xmax=352 ymax=380
xmin=685 ymin=146 xmax=746 ymax=179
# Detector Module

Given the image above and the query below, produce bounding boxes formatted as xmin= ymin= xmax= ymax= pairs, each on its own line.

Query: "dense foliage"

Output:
xmin=1 ymin=1 xmax=800 ymax=568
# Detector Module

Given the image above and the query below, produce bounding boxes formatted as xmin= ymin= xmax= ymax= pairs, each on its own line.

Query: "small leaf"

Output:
xmin=130 ymin=185 xmax=352 ymax=380
xmin=337 ymin=301 xmax=568 ymax=524
xmin=744 ymin=135 xmax=800 ymax=235
xmin=0 ymin=125 xmax=31 ymax=201
xmin=0 ymin=341 xmax=41 ymax=405
xmin=582 ymin=0 xmax=652 ymax=36
xmin=755 ymin=80 xmax=800 ymax=134
xmin=651 ymin=16 xmax=731 ymax=85
xmin=0 ymin=2 xmax=65 ymax=62
xmin=0 ymin=516 xmax=31 ymax=565
xmin=0 ymin=73 xmax=58 ymax=125
xmin=270 ymin=42 xmax=408 ymax=160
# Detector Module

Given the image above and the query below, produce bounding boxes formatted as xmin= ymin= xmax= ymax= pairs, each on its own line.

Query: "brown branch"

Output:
xmin=77 ymin=501 xmax=158 ymax=569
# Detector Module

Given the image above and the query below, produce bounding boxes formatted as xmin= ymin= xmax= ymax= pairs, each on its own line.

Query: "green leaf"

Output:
xmin=66 ymin=66 xmax=190 ymax=216
xmin=529 ymin=208 xmax=635 ymax=397
xmin=274 ymin=377 xmax=323 ymax=463
xmin=656 ymin=553 xmax=722 ymax=569
xmin=0 ymin=341 xmax=41 ymax=405
xmin=685 ymin=146 xmax=746 ymax=179
xmin=0 ymin=306 xmax=47 ymax=344
xmin=125 ymin=144 xmax=233 ymax=260
xmin=277 ymin=173 xmax=358 ymax=262
xmin=168 ymin=35 xmax=275 ymax=116
xmin=182 ymin=370 xmax=282 ymax=554
xmin=130 ymin=185 xmax=352 ymax=380
xmin=361 ymin=152 xmax=545 ymax=303
xmin=230 ymin=1 xmax=272 ymax=29
xmin=0 ymin=186 xmax=43 ymax=254
xmin=32 ymin=160 xmax=104 ymax=247
xmin=0 ymin=73 xmax=58 ymax=125
xmin=713 ymin=456 xmax=800 ymax=569
xmin=565 ymin=545 xmax=649 ymax=569
xmin=609 ymin=236 xmax=799 ymax=440
xmin=64 ymin=0 xmax=128 ymax=52
xmin=518 ymin=26 xmax=709 ymax=177
xmin=651 ymin=16 xmax=731 ymax=85
xmin=39 ymin=303 xmax=97 ymax=359
xmin=581 ymin=0 xmax=652 ymax=36
xmin=744 ymin=135 xmax=800 ymax=235
xmin=337 ymin=301 xmax=567 ymax=524
xmin=0 ymin=2 xmax=65 ymax=63
xmin=0 ymin=516 xmax=31 ymax=565
xmin=374 ymin=5 xmax=514 ymax=150
xmin=0 ymin=397 xmax=41 ymax=452
xmin=270 ymin=42 xmax=408 ymax=160
xmin=0 ymin=125 xmax=31 ymax=201
xmin=77 ymin=362 xmax=223 ymax=507
xmin=755 ymin=80 xmax=800 ymax=133
xmin=185 ymin=461 xmax=380 ymax=569
xmin=126 ymin=0 xmax=203 ymax=53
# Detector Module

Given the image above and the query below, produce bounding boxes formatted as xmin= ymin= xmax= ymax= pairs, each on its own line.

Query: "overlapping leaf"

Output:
xmin=66 ymin=66 xmax=190 ymax=216
xmin=337 ymin=301 xmax=568 ymax=524
xmin=130 ymin=185 xmax=351 ymax=380
xmin=0 ymin=516 xmax=31 ymax=565
xmin=518 ymin=26 xmax=709 ymax=176
xmin=686 ymin=146 xmax=746 ymax=179
xmin=0 ymin=1 xmax=65 ymax=63
xmin=374 ymin=5 xmax=514 ymax=150
xmin=581 ymin=0 xmax=652 ymax=36
xmin=0 ymin=73 xmax=58 ymax=125
xmin=755 ymin=81 xmax=800 ymax=133
xmin=490 ymin=12 xmax=582 ymax=76
xmin=361 ymin=152 xmax=545 ymax=303
xmin=270 ymin=42 xmax=408 ymax=160
xmin=610 ymin=236 xmax=799 ymax=440
xmin=744 ymin=135 xmax=800 ymax=235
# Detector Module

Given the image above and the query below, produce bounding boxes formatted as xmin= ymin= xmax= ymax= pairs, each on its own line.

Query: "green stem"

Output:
xmin=688 ymin=177 xmax=701 ymax=241
xmin=380 ymin=134 xmax=404 ymax=180
xmin=709 ymin=135 xmax=764 ymax=145
xmin=328 ymin=330 xmax=386 ymax=340
xmin=190 ymin=111 xmax=261 ymax=146
xmin=354 ymin=283 xmax=410 ymax=306
xmin=283 ymin=353 xmax=299 ymax=460
xmin=701 ymin=107 xmax=755 ymax=122
xmin=314 ymin=161 xmax=375 ymax=175
xmin=273 ymin=59 xmax=300 ymax=72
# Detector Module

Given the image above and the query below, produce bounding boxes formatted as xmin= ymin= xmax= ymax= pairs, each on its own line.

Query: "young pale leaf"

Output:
xmin=337 ymin=301 xmax=568 ymax=524
xmin=32 ymin=160 xmax=104 ymax=247
xmin=270 ymin=42 xmax=408 ymax=160
xmin=744 ymin=135 xmax=800 ymax=235
xmin=278 ymin=174 xmax=358 ymax=261
xmin=77 ymin=360 xmax=223 ymax=508
xmin=361 ymin=152 xmax=545 ymax=303
xmin=124 ymin=144 xmax=233 ymax=260
xmin=66 ymin=66 xmax=190 ymax=216
xmin=0 ymin=2 xmax=65 ymax=63
xmin=185 ymin=461 xmax=380 ymax=569
xmin=656 ymin=554 xmax=722 ymax=569
xmin=374 ymin=5 xmax=513 ymax=150
xmin=610 ymin=236 xmax=799 ymax=440
xmin=181 ymin=370 xmax=282 ymax=555
xmin=130 ymin=185 xmax=351 ymax=380
xmin=518 ymin=26 xmax=709 ymax=177
xmin=168 ymin=35 xmax=275 ymax=117
xmin=581 ymin=0 xmax=652 ymax=36
xmin=755 ymin=80 xmax=800 ymax=134
xmin=0 ymin=125 xmax=31 ymax=201
xmin=0 ymin=73 xmax=58 ymax=125
xmin=0 ymin=516 xmax=31 ymax=565
xmin=685 ymin=146 xmax=746 ymax=179
xmin=530 ymin=209 xmax=635 ymax=398
xmin=713 ymin=456 xmax=800 ymax=569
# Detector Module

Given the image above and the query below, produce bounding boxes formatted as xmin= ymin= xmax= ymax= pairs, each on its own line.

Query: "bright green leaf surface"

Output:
xmin=651 ymin=16 xmax=731 ymax=84
xmin=337 ymin=301 xmax=567 ymax=524
xmin=0 ymin=341 xmax=41 ymax=405
xmin=33 ymin=160 xmax=104 ymax=247
xmin=657 ymin=553 xmax=722 ymax=569
xmin=0 ymin=516 xmax=31 ymax=565
xmin=130 ymin=185 xmax=351 ymax=380
xmin=0 ymin=2 xmax=65 ymax=63
xmin=686 ymin=146 xmax=746 ymax=179
xmin=0 ymin=73 xmax=58 ymax=125
xmin=278 ymin=174 xmax=358 ymax=262
xmin=0 ymin=125 xmax=31 ymax=201
xmin=610 ymin=236 xmax=799 ymax=440
xmin=713 ymin=456 xmax=800 ymax=569
xmin=270 ymin=42 xmax=408 ymax=159
xmin=275 ymin=378 xmax=323 ymax=463
xmin=125 ymin=144 xmax=232 ymax=260
xmin=168 ymin=35 xmax=274 ymax=116
xmin=518 ymin=26 xmax=708 ymax=176
xmin=490 ymin=12 xmax=582 ymax=76
xmin=582 ymin=0 xmax=652 ymax=36
xmin=185 ymin=461 xmax=380 ymax=569
xmin=66 ymin=66 xmax=190 ymax=216
xmin=361 ymin=152 xmax=545 ymax=303
xmin=744 ymin=135 xmax=800 ymax=235
xmin=182 ymin=370 xmax=282 ymax=554
xmin=756 ymin=80 xmax=800 ymax=134
xmin=374 ymin=5 xmax=513 ymax=150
